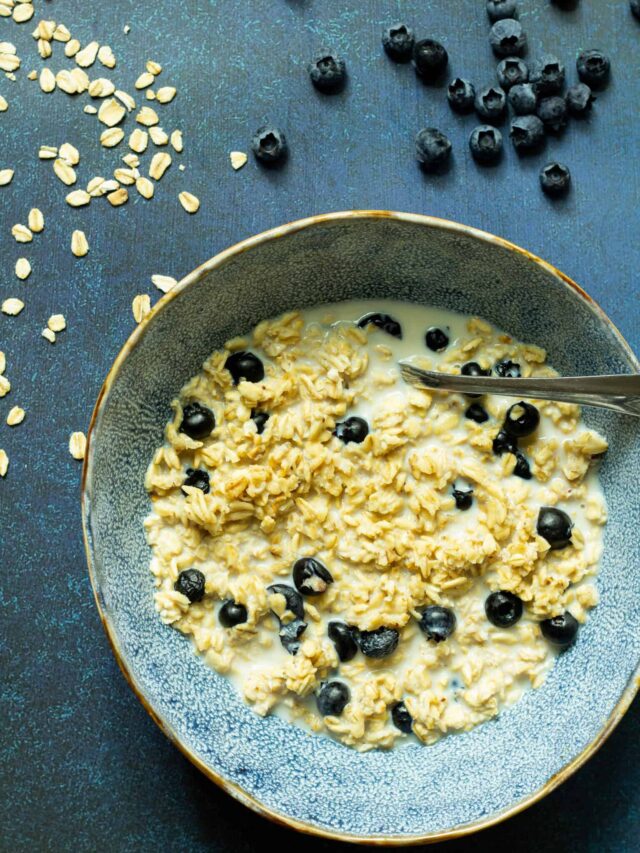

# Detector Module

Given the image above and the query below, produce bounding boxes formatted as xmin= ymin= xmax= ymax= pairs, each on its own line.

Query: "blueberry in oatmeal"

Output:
xmin=492 ymin=429 xmax=518 ymax=456
xmin=250 ymin=409 xmax=270 ymax=434
xmin=485 ymin=591 xmax=523 ymax=627
xmin=182 ymin=467 xmax=210 ymax=494
xmin=357 ymin=312 xmax=402 ymax=338
xmin=419 ymin=606 xmax=456 ymax=642
xmin=537 ymin=507 xmax=573 ymax=549
xmin=452 ymin=487 xmax=473 ymax=510
xmin=540 ymin=611 xmax=579 ymax=647
xmin=333 ymin=416 xmax=369 ymax=444
xmin=465 ymin=402 xmax=490 ymax=423
xmin=293 ymin=557 xmax=334 ymax=596
xmin=219 ymin=599 xmax=248 ymax=628
xmin=513 ymin=451 xmax=532 ymax=479
xmin=358 ymin=627 xmax=400 ymax=658
xmin=179 ymin=402 xmax=215 ymax=440
xmin=279 ymin=618 xmax=308 ymax=655
xmin=317 ymin=681 xmax=350 ymax=716
xmin=268 ymin=583 xmax=305 ymax=619
xmin=391 ymin=701 xmax=414 ymax=733
xmin=174 ymin=568 xmax=205 ymax=603
xmin=225 ymin=351 xmax=265 ymax=384
xmin=503 ymin=401 xmax=540 ymax=437
xmin=425 ymin=327 xmax=449 ymax=352
xmin=494 ymin=359 xmax=521 ymax=377
xmin=328 ymin=621 xmax=359 ymax=662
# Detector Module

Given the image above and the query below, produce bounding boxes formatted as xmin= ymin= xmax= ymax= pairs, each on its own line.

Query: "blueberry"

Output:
xmin=495 ymin=359 xmax=521 ymax=378
xmin=180 ymin=402 xmax=215 ymax=440
xmin=419 ymin=606 xmax=456 ymax=642
xmin=412 ymin=39 xmax=448 ymax=81
xmin=461 ymin=361 xmax=491 ymax=397
xmin=469 ymin=125 xmax=503 ymax=164
xmin=496 ymin=57 xmax=528 ymax=89
xmin=308 ymin=53 xmax=346 ymax=93
xmin=251 ymin=409 xmax=270 ymax=434
xmin=425 ymin=327 xmax=449 ymax=352
xmin=529 ymin=54 xmax=565 ymax=95
xmin=510 ymin=115 xmax=545 ymax=153
xmin=489 ymin=19 xmax=526 ymax=58
xmin=540 ymin=162 xmax=571 ymax=196
xmin=357 ymin=312 xmax=402 ymax=338
xmin=251 ymin=126 xmax=287 ymax=164
xmin=317 ymin=681 xmax=350 ymax=716
xmin=486 ymin=0 xmax=518 ymax=21
xmin=465 ymin=403 xmax=489 ymax=423
xmin=174 ymin=568 xmax=205 ymax=603
xmin=536 ymin=95 xmax=568 ymax=134
xmin=328 ymin=621 xmax=359 ymax=662
xmin=279 ymin=618 xmax=308 ymax=655
xmin=513 ymin=451 xmax=532 ymax=479
xmin=452 ymin=487 xmax=473 ymax=510
xmin=447 ymin=78 xmax=476 ymax=113
xmin=576 ymin=50 xmax=610 ymax=89
xmin=485 ymin=591 xmax=523 ymax=627
xmin=540 ymin=611 xmax=579 ymax=647
xmin=503 ymin=401 xmax=539 ymax=437
xmin=475 ymin=86 xmax=507 ymax=121
xmin=566 ymin=83 xmax=595 ymax=117
xmin=181 ymin=468 xmax=210 ymax=495
xmin=382 ymin=24 xmax=415 ymax=62
xmin=225 ymin=351 xmax=265 ymax=384
xmin=293 ymin=557 xmax=334 ymax=596
xmin=391 ymin=701 xmax=413 ymax=733
xmin=508 ymin=82 xmax=537 ymax=114
xmin=415 ymin=128 xmax=452 ymax=173
xmin=267 ymin=583 xmax=305 ymax=619
xmin=358 ymin=627 xmax=399 ymax=658
xmin=333 ymin=416 xmax=369 ymax=444
xmin=492 ymin=429 xmax=518 ymax=456
xmin=536 ymin=506 xmax=573 ymax=549
xmin=218 ymin=599 xmax=248 ymax=628
xmin=632 ymin=0 xmax=640 ymax=21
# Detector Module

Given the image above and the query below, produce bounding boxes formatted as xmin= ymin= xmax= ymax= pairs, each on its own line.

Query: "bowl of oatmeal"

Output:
xmin=82 ymin=211 xmax=640 ymax=844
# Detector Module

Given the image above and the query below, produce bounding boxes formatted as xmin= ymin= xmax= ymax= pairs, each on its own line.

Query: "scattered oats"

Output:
xmin=0 ymin=449 xmax=8 ymax=478
xmin=75 ymin=40 xmax=99 ymax=68
xmin=149 ymin=125 xmax=168 ymax=146
xmin=37 ymin=38 xmax=52 ymax=58
xmin=98 ymin=97 xmax=126 ymax=127
xmin=135 ymin=71 xmax=154 ymax=89
xmin=0 ymin=375 xmax=10 ymax=396
xmin=65 ymin=189 xmax=91 ymax=207
xmin=132 ymin=293 xmax=151 ymax=324
xmin=70 ymin=68 xmax=90 ymax=93
xmin=6 ymin=72 xmax=17 ymax=82
xmin=124 ymin=24 xmax=131 ymax=35
xmin=33 ymin=19 xmax=55 ymax=40
xmin=97 ymin=44 xmax=116 ymax=68
xmin=53 ymin=23 xmax=71 ymax=42
xmin=0 ymin=53 xmax=20 ymax=72
xmin=56 ymin=69 xmax=78 ymax=95
xmin=107 ymin=187 xmax=128 ymax=206
xmin=136 ymin=105 xmax=158 ymax=126
xmin=0 ymin=168 xmax=14 ymax=185
xmin=38 ymin=66 xmax=56 ymax=92
xmin=27 ymin=69 xmax=36 ymax=80
xmin=156 ymin=86 xmax=176 ymax=104
xmin=0 ymin=95 xmax=8 ymax=112
xmin=146 ymin=60 xmax=162 ymax=76
xmin=178 ymin=164 xmax=185 ymax=172
xmin=0 ymin=0 xmax=13 ymax=19
xmin=11 ymin=223 xmax=33 ymax=243
xmin=149 ymin=151 xmax=171 ymax=180
xmin=41 ymin=327 xmax=56 ymax=343
xmin=15 ymin=257 xmax=31 ymax=279
xmin=122 ymin=152 xmax=139 ymax=168
xmin=12 ymin=2 xmax=34 ymax=23
xmin=146 ymin=89 xmax=155 ymax=100
xmin=71 ymin=229 xmax=88 ymax=257
xmin=170 ymin=129 xmax=183 ymax=153
xmin=86 ymin=176 xmax=105 ymax=195
xmin=0 ymin=42 xmax=16 ymax=54
xmin=113 ymin=167 xmax=138 ymax=185
xmin=59 ymin=143 xmax=80 ymax=166
xmin=6 ymin=406 xmax=24 ymax=426
xmin=230 ymin=151 xmax=248 ymax=171
xmin=178 ymin=191 xmax=200 ymax=214
xmin=53 ymin=157 xmax=76 ymax=185
xmin=115 ymin=89 xmax=135 ymax=111
xmin=88 ymin=77 xmax=115 ymax=98
xmin=100 ymin=126 xmax=124 ymax=147
xmin=28 ymin=208 xmax=44 ymax=232
xmin=83 ymin=104 xmax=97 ymax=115
xmin=99 ymin=179 xmax=119 ymax=193
xmin=39 ymin=145 xmax=57 ymax=159
xmin=135 ymin=175 xmax=154 ymax=199
xmin=151 ymin=274 xmax=177 ymax=293
xmin=128 ymin=127 xmax=148 ymax=153
xmin=65 ymin=38 xmax=80 ymax=58
xmin=0 ymin=352 xmax=4 ymax=374
xmin=2 ymin=297 xmax=24 ymax=315
xmin=48 ymin=313 xmax=66 ymax=332
xmin=68 ymin=431 xmax=86 ymax=460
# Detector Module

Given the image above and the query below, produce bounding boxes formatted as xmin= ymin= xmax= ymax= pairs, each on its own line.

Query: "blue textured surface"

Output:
xmin=0 ymin=0 xmax=639 ymax=850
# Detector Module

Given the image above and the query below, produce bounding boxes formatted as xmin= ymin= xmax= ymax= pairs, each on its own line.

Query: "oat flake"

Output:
xmin=15 ymin=258 xmax=31 ymax=279
xmin=149 ymin=151 xmax=171 ymax=180
xmin=48 ymin=314 xmax=66 ymax=332
xmin=0 ymin=168 xmax=14 ymax=185
xmin=12 ymin=223 xmax=33 ymax=243
xmin=151 ymin=274 xmax=177 ymax=293
xmin=41 ymin=328 xmax=56 ymax=343
xmin=136 ymin=106 xmax=159 ymax=127
xmin=100 ymin=127 xmax=124 ymax=148
xmin=178 ymin=191 xmax=200 ymax=214
xmin=71 ymin=229 xmax=89 ymax=257
xmin=2 ymin=298 xmax=24 ymax=316
xmin=0 ymin=375 xmax=10 ymax=396
xmin=68 ymin=431 xmax=87 ymax=460
xmin=0 ymin=449 xmax=8 ymax=478
xmin=135 ymin=176 xmax=154 ymax=199
xmin=107 ymin=187 xmax=128 ymax=206
xmin=6 ymin=406 xmax=24 ymax=426
xmin=53 ymin=158 xmax=76 ymax=185
xmin=28 ymin=208 xmax=44 ymax=232
xmin=65 ymin=189 xmax=91 ymax=207
xmin=132 ymin=293 xmax=151 ymax=324
xmin=230 ymin=151 xmax=248 ymax=170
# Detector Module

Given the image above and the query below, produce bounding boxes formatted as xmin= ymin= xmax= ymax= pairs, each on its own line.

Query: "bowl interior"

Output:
xmin=84 ymin=214 xmax=640 ymax=842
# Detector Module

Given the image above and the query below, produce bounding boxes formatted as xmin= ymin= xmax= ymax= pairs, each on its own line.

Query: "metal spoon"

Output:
xmin=399 ymin=362 xmax=640 ymax=417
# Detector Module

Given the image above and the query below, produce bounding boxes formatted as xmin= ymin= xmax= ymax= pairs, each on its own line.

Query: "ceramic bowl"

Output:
xmin=82 ymin=211 xmax=640 ymax=844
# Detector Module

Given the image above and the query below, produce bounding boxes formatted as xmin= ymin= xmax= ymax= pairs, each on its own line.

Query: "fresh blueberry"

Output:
xmin=461 ymin=361 xmax=491 ymax=397
xmin=529 ymin=54 xmax=565 ymax=94
xmin=358 ymin=627 xmax=399 ymax=658
xmin=475 ymin=85 xmax=507 ymax=121
xmin=496 ymin=57 xmax=528 ymax=89
xmin=181 ymin=468 xmax=210 ymax=495
xmin=308 ymin=53 xmax=346 ymax=93
xmin=510 ymin=114 xmax=545 ymax=152
xmin=415 ymin=128 xmax=452 ymax=173
xmin=576 ymin=49 xmax=610 ymax=89
xmin=357 ymin=312 xmax=402 ymax=338
xmin=251 ymin=126 xmax=287 ymax=164
xmin=180 ymin=402 xmax=215 ymax=440
xmin=279 ymin=618 xmax=307 ymax=655
xmin=425 ymin=327 xmax=449 ymax=352
xmin=225 ymin=351 xmax=265 ymax=384
xmin=333 ymin=416 xmax=369 ymax=444
xmin=293 ymin=557 xmax=334 ymax=596
xmin=251 ymin=409 xmax=270 ymax=434
xmin=537 ymin=506 xmax=573 ymax=549
xmin=447 ymin=78 xmax=476 ymax=113
xmin=452 ymin=487 xmax=473 ymax=510
xmin=495 ymin=359 xmax=521 ymax=377
xmin=382 ymin=24 xmax=415 ymax=62
xmin=489 ymin=19 xmax=526 ymax=57
xmin=566 ymin=83 xmax=595 ymax=117
xmin=540 ymin=611 xmax=579 ymax=647
xmin=513 ymin=451 xmax=532 ymax=479
xmin=486 ymin=0 xmax=518 ymax=21
xmin=328 ymin=621 xmax=359 ymax=662
xmin=540 ymin=162 xmax=571 ymax=196
xmin=508 ymin=82 xmax=537 ymax=114
xmin=503 ymin=401 xmax=539 ymax=437
xmin=391 ymin=701 xmax=414 ymax=733
xmin=469 ymin=125 xmax=503 ymax=164
xmin=267 ymin=583 xmax=305 ymax=619
xmin=218 ymin=599 xmax=248 ymax=628
xmin=537 ymin=95 xmax=568 ymax=133
xmin=412 ymin=39 xmax=448 ymax=81
xmin=485 ymin=591 xmax=523 ymax=627
xmin=174 ymin=568 xmax=205 ymax=603
xmin=465 ymin=403 xmax=489 ymax=423
xmin=492 ymin=429 xmax=518 ymax=456
xmin=419 ymin=606 xmax=456 ymax=642
xmin=632 ymin=0 xmax=640 ymax=21
xmin=317 ymin=681 xmax=350 ymax=716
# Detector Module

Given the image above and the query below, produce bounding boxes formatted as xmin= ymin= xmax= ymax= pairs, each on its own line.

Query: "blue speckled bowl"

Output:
xmin=82 ymin=212 xmax=640 ymax=844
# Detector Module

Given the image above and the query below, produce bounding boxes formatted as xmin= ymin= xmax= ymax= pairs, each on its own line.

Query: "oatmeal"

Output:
xmin=144 ymin=300 xmax=607 ymax=751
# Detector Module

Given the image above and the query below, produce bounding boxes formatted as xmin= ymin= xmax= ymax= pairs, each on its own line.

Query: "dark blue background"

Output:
xmin=1 ymin=1 xmax=639 ymax=850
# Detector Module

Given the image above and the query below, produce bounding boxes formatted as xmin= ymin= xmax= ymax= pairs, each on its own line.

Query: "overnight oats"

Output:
xmin=144 ymin=300 xmax=608 ymax=751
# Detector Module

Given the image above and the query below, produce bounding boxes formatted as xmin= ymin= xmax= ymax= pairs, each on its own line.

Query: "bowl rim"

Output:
xmin=81 ymin=209 xmax=640 ymax=846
